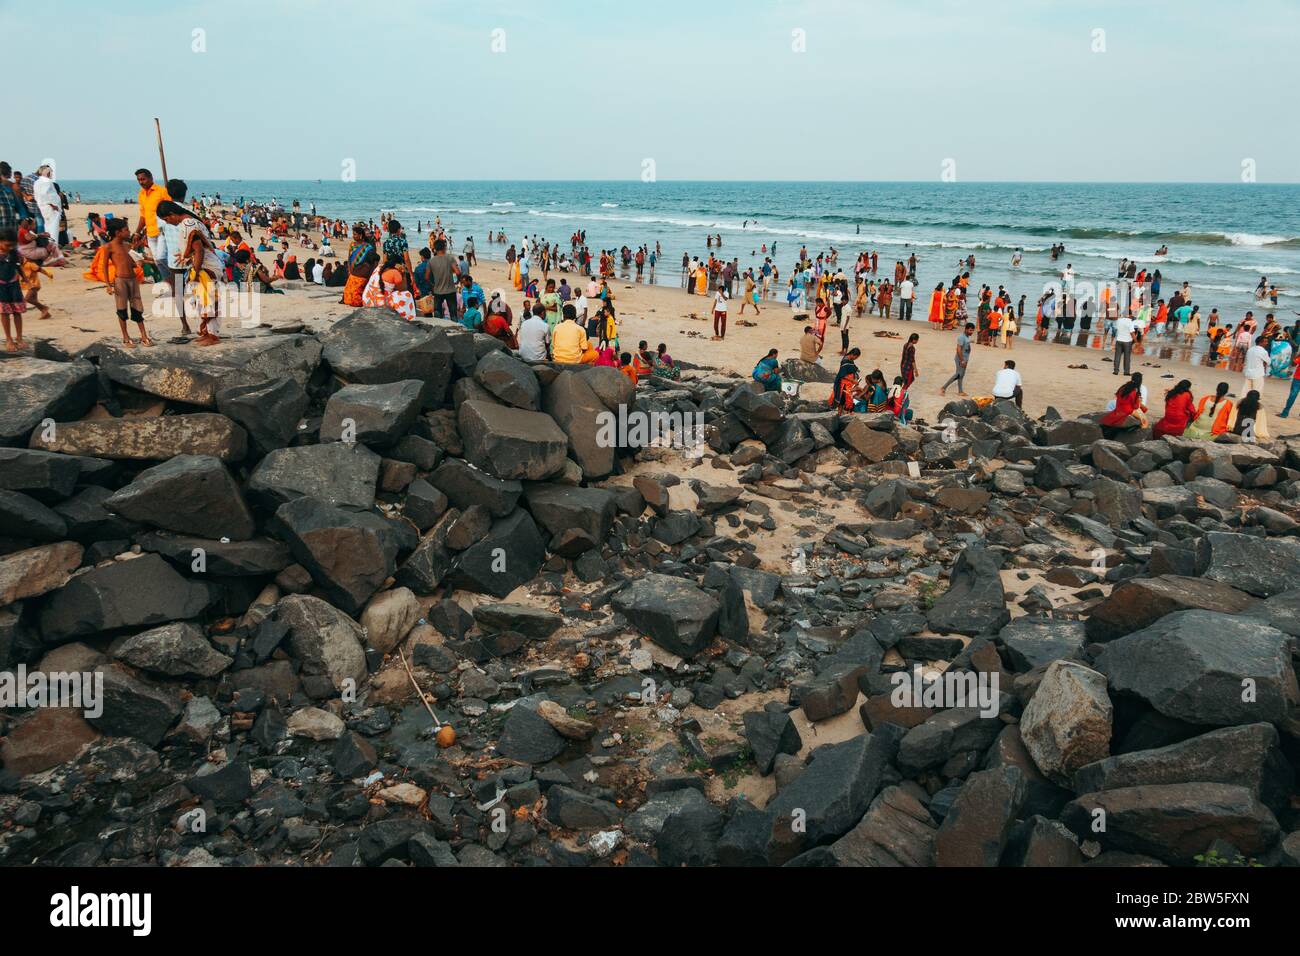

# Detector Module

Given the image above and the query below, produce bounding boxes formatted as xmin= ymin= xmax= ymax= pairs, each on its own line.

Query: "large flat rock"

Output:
xmin=247 ymin=442 xmax=380 ymax=510
xmin=612 ymin=573 xmax=720 ymax=658
xmin=30 ymin=413 xmax=248 ymax=462
xmin=0 ymin=357 xmax=98 ymax=446
xmin=38 ymin=553 xmax=210 ymax=645
xmin=1096 ymin=609 xmax=1299 ymax=727
xmin=97 ymin=335 xmax=321 ymax=407
xmin=104 ymin=454 xmax=255 ymax=540
xmin=458 ymin=400 xmax=568 ymax=481
xmin=318 ymin=310 xmax=454 ymax=407
xmin=1085 ymin=574 xmax=1258 ymax=642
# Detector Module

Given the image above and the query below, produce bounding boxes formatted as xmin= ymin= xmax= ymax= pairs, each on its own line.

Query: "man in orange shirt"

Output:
xmin=133 ymin=168 xmax=171 ymax=284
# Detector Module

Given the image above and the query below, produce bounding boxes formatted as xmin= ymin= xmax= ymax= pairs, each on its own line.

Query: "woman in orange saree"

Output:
xmin=928 ymin=283 xmax=944 ymax=324
xmin=342 ymin=250 xmax=378 ymax=307
xmin=341 ymin=228 xmax=375 ymax=307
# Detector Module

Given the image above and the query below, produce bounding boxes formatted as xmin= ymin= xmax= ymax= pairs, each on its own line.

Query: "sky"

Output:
xmin=6 ymin=0 xmax=1299 ymax=183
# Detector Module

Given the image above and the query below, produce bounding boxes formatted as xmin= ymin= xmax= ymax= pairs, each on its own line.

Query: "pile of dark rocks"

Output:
xmin=0 ymin=309 xmax=1297 ymax=868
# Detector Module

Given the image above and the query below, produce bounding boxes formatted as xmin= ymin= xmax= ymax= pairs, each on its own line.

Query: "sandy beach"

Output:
xmin=15 ymin=201 xmax=1299 ymax=439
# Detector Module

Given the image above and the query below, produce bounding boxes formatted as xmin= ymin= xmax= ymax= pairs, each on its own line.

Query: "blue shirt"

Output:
xmin=462 ymin=282 xmax=485 ymax=310
xmin=413 ymin=260 xmax=433 ymax=296
xmin=461 ymin=308 xmax=483 ymax=331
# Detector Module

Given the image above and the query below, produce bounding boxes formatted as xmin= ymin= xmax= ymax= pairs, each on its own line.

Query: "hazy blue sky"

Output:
xmin=6 ymin=0 xmax=1298 ymax=182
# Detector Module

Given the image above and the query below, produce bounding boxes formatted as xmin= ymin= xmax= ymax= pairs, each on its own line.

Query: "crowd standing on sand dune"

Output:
xmin=4 ymin=160 xmax=1298 ymax=435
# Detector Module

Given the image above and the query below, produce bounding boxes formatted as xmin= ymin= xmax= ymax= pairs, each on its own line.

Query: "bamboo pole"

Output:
xmin=154 ymin=118 xmax=169 ymax=184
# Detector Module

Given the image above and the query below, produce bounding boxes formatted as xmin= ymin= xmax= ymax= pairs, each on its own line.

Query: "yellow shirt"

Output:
xmin=551 ymin=320 xmax=589 ymax=364
xmin=138 ymin=184 xmax=172 ymax=237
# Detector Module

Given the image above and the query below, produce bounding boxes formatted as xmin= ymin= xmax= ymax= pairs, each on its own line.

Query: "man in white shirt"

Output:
xmin=992 ymin=359 xmax=1023 ymax=408
xmin=1243 ymin=336 xmax=1270 ymax=394
xmin=33 ymin=165 xmax=61 ymax=248
xmin=517 ymin=311 xmax=550 ymax=363
xmin=312 ymin=260 xmax=324 ymax=284
xmin=897 ymin=277 xmax=915 ymax=321
xmin=713 ymin=286 xmax=729 ymax=340
xmin=1112 ymin=313 xmax=1135 ymax=375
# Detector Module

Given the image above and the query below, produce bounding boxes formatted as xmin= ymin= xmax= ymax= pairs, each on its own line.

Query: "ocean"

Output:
xmin=64 ymin=180 xmax=1300 ymax=344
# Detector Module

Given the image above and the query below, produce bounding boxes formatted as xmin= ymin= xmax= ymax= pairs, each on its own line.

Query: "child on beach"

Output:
xmin=460 ymin=296 xmax=483 ymax=332
xmin=1183 ymin=305 xmax=1200 ymax=344
xmin=619 ymin=351 xmax=639 ymax=386
xmin=1001 ymin=310 xmax=1017 ymax=349
xmin=602 ymin=305 xmax=619 ymax=351
xmin=19 ymin=259 xmax=52 ymax=320
xmin=157 ymin=201 xmax=221 ymax=344
xmin=592 ymin=338 xmax=618 ymax=367
xmin=0 ymin=228 xmax=27 ymax=351
xmin=104 ymin=219 xmax=154 ymax=348
xmin=1214 ymin=325 xmax=1234 ymax=359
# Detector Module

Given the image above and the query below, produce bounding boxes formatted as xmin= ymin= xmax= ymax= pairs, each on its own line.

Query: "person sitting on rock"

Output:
xmin=482 ymin=302 xmax=518 ymax=350
xmin=633 ymin=340 xmax=655 ymax=378
xmin=888 ymin=375 xmax=914 ymax=424
xmin=619 ymin=351 xmax=639 ymax=386
xmin=829 ymin=348 xmax=862 ymax=410
xmin=550 ymin=304 xmax=589 ymax=364
xmin=753 ymin=348 xmax=782 ymax=391
xmin=1100 ymin=373 xmax=1147 ymax=437
xmin=1152 ymin=379 xmax=1194 ymax=437
xmin=800 ymin=324 xmax=823 ymax=364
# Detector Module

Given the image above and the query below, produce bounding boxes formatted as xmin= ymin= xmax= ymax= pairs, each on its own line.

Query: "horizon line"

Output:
xmin=54 ymin=177 xmax=1300 ymax=187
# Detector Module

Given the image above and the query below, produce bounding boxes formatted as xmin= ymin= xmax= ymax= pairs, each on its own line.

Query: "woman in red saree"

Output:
xmin=1152 ymin=379 xmax=1195 ymax=437
xmin=1100 ymin=374 xmax=1147 ymax=437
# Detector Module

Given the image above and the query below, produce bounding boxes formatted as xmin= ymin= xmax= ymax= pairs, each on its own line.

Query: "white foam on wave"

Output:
xmin=390 ymin=206 xmax=514 ymax=215
xmin=1221 ymin=232 xmax=1293 ymax=247
xmin=386 ymin=201 xmax=1296 ymax=283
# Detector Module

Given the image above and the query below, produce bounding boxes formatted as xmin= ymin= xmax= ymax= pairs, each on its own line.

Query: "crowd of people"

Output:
xmin=1101 ymin=373 xmax=1271 ymax=443
xmin=1 ymin=161 xmax=71 ymax=350
xmin=6 ymin=163 xmax=1297 ymax=444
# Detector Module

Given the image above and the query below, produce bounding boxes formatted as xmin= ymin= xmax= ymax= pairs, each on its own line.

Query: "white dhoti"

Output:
xmin=39 ymin=206 xmax=61 ymax=243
